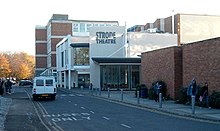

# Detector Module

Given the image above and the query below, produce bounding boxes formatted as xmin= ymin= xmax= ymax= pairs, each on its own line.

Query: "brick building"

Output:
xmin=141 ymin=37 xmax=220 ymax=99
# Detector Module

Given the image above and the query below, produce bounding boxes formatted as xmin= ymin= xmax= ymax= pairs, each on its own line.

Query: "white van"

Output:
xmin=32 ymin=76 xmax=57 ymax=100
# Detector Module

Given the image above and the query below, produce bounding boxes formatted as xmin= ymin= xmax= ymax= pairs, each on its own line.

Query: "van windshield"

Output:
xmin=46 ymin=79 xmax=53 ymax=86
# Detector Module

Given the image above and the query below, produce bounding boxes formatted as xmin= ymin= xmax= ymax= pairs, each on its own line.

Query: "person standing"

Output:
xmin=0 ymin=78 xmax=4 ymax=95
xmin=154 ymin=82 xmax=161 ymax=102
xmin=199 ymin=82 xmax=209 ymax=108
xmin=187 ymin=78 xmax=198 ymax=104
xmin=5 ymin=79 xmax=12 ymax=94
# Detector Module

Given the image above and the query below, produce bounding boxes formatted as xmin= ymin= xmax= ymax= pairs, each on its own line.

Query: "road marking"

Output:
xmin=60 ymin=94 xmax=67 ymax=97
xmin=81 ymin=107 xmax=85 ymax=109
xmin=121 ymin=124 xmax=131 ymax=129
xmin=69 ymin=94 xmax=75 ymax=96
xmin=90 ymin=111 xmax=95 ymax=114
xmin=74 ymin=104 xmax=77 ymax=106
xmin=76 ymin=94 xmax=84 ymax=97
xmin=102 ymin=116 xmax=110 ymax=120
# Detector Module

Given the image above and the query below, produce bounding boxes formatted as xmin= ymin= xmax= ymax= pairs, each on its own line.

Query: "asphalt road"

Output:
xmin=3 ymin=86 xmax=220 ymax=131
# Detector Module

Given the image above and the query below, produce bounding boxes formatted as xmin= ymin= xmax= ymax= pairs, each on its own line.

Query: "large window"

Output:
xmin=73 ymin=47 xmax=89 ymax=65
xmin=100 ymin=65 xmax=140 ymax=90
xmin=80 ymin=23 xmax=86 ymax=32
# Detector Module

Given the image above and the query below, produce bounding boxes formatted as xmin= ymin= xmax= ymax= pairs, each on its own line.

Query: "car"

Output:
xmin=32 ymin=76 xmax=57 ymax=100
xmin=19 ymin=80 xmax=33 ymax=87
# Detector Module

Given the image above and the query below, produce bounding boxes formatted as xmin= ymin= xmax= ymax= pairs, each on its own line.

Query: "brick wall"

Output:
xmin=35 ymin=29 xmax=47 ymax=41
xmin=141 ymin=37 xmax=220 ymax=99
xmin=51 ymin=38 xmax=63 ymax=51
xmin=51 ymin=23 xmax=72 ymax=36
xmin=51 ymin=54 xmax=56 ymax=67
xmin=35 ymin=57 xmax=47 ymax=68
xmin=36 ymin=43 xmax=47 ymax=54
xmin=141 ymin=46 xmax=182 ymax=98
xmin=182 ymin=37 xmax=220 ymax=93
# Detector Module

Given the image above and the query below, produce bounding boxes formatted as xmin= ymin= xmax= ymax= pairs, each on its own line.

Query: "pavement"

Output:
xmin=0 ymin=96 xmax=12 ymax=130
xmin=59 ymin=87 xmax=220 ymax=124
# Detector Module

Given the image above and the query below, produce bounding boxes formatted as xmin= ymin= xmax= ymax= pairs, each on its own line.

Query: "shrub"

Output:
xmin=209 ymin=91 xmax=220 ymax=109
xmin=176 ymin=87 xmax=188 ymax=104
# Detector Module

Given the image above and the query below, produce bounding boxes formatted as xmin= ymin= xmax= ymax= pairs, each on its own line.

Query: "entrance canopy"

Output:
xmin=92 ymin=57 xmax=141 ymax=64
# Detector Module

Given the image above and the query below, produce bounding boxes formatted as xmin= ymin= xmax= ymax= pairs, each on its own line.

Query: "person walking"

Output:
xmin=199 ymin=82 xmax=209 ymax=108
xmin=5 ymin=79 xmax=12 ymax=95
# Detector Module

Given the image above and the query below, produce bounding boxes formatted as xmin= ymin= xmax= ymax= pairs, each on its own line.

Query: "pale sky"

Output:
xmin=0 ymin=0 xmax=220 ymax=55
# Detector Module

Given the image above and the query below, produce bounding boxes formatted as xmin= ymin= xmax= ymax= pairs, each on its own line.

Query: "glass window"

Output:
xmin=80 ymin=23 xmax=86 ymax=32
xmin=100 ymin=24 xmax=105 ymax=27
xmin=36 ymin=80 xmax=44 ymax=86
xmin=73 ymin=47 xmax=89 ymax=65
xmin=86 ymin=24 xmax=92 ymax=32
xmin=46 ymin=79 xmax=53 ymax=86
xmin=73 ymin=23 xmax=79 ymax=32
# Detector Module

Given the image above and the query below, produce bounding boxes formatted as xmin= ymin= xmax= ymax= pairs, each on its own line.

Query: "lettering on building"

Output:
xmin=96 ymin=32 xmax=116 ymax=44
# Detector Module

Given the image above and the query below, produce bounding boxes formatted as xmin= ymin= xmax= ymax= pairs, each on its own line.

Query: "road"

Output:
xmin=4 ymin=86 xmax=220 ymax=131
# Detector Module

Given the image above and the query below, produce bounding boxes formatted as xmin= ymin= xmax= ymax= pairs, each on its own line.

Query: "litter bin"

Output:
xmin=140 ymin=86 xmax=148 ymax=98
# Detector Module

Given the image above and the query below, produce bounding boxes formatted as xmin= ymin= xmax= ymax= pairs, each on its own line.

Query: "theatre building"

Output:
xmin=56 ymin=24 xmax=177 ymax=90
xmin=56 ymin=26 xmax=141 ymax=90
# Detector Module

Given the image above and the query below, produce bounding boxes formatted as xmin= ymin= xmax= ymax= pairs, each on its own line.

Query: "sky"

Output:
xmin=0 ymin=0 xmax=220 ymax=55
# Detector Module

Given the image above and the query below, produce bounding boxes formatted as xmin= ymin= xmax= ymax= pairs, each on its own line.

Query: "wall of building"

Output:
xmin=141 ymin=37 xmax=220 ymax=99
xmin=128 ymin=32 xmax=177 ymax=57
xmin=90 ymin=26 xmax=126 ymax=88
xmin=36 ymin=43 xmax=47 ymax=54
xmin=51 ymin=23 xmax=72 ymax=36
xmin=182 ymin=37 xmax=220 ymax=92
xmin=180 ymin=14 xmax=220 ymax=44
xmin=141 ymin=46 xmax=182 ymax=98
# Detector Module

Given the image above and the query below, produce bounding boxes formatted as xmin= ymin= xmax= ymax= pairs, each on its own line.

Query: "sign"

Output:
xmin=96 ymin=32 xmax=116 ymax=44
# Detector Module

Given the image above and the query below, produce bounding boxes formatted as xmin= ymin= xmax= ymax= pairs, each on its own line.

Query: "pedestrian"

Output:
xmin=186 ymin=78 xmax=198 ymax=104
xmin=5 ymin=78 xmax=12 ymax=95
xmin=154 ymin=82 xmax=161 ymax=102
xmin=0 ymin=78 xmax=4 ymax=95
xmin=199 ymin=82 xmax=209 ymax=108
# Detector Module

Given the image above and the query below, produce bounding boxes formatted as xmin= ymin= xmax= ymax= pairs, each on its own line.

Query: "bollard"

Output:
xmin=121 ymin=89 xmax=123 ymax=101
xmin=99 ymin=88 xmax=101 ymax=96
xmin=96 ymin=88 xmax=98 ymax=95
xmin=191 ymin=95 xmax=195 ymax=114
xmin=159 ymin=93 xmax=162 ymax=108
xmin=137 ymin=91 xmax=140 ymax=104
xmin=91 ymin=87 xmax=94 ymax=96
xmin=108 ymin=88 xmax=110 ymax=98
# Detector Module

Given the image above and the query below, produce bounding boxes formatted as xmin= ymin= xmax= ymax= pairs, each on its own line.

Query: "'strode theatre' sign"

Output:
xmin=96 ymin=32 xmax=116 ymax=44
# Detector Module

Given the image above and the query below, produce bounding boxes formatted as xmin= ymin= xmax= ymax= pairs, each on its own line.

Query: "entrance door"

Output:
xmin=78 ymin=74 xmax=90 ymax=88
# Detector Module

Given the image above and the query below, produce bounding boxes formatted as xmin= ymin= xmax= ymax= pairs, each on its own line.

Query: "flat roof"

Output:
xmin=70 ymin=43 xmax=89 ymax=47
xmin=92 ymin=57 xmax=141 ymax=64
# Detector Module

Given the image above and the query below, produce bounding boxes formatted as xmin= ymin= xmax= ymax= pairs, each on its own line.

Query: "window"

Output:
xmin=36 ymin=80 xmax=44 ymax=86
xmin=80 ymin=23 xmax=86 ymax=32
xmin=73 ymin=23 xmax=79 ymax=32
xmin=86 ymin=24 xmax=92 ymax=32
xmin=73 ymin=47 xmax=89 ymax=65
xmin=61 ymin=52 xmax=64 ymax=67
xmin=46 ymin=79 xmax=53 ymax=86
